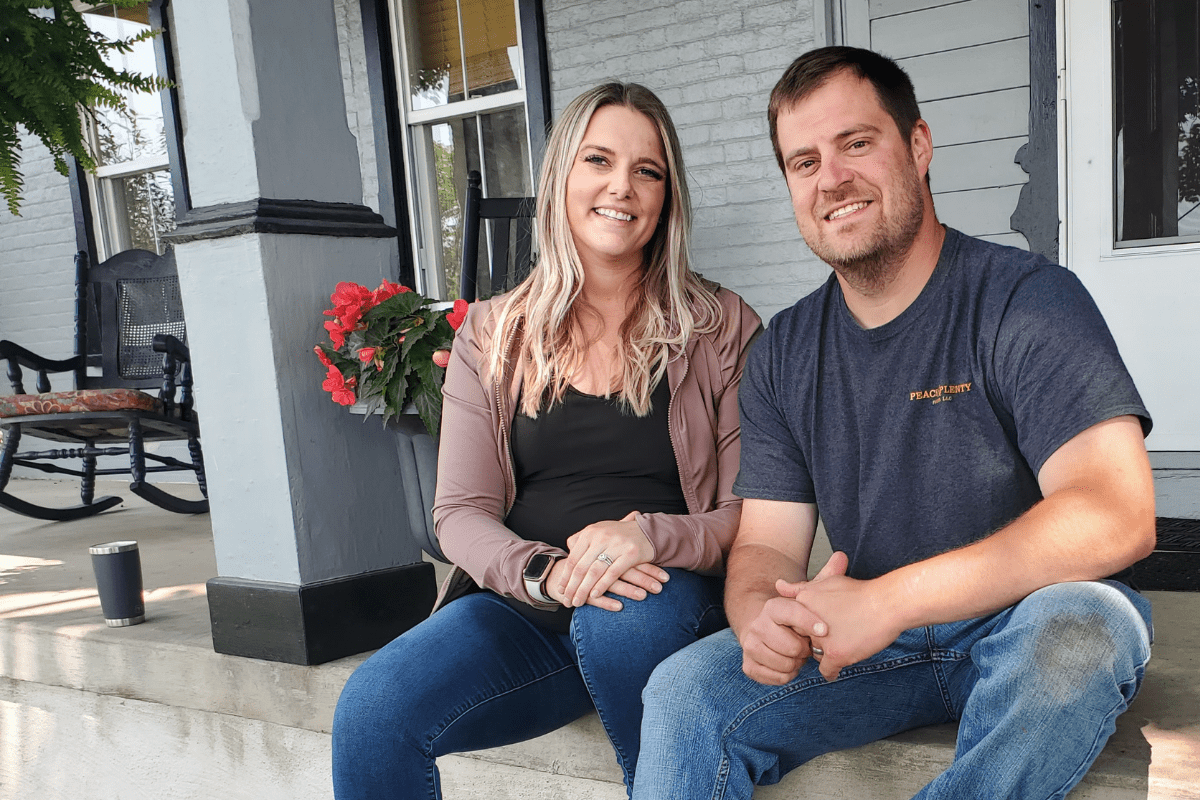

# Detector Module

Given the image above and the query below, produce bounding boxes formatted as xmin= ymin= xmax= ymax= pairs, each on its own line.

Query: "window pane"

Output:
xmin=83 ymin=3 xmax=167 ymax=168
xmin=100 ymin=170 xmax=176 ymax=255
xmin=419 ymin=109 xmax=529 ymax=300
xmin=1114 ymin=0 xmax=1200 ymax=244
xmin=406 ymin=0 xmax=466 ymax=109
xmin=461 ymin=0 xmax=518 ymax=99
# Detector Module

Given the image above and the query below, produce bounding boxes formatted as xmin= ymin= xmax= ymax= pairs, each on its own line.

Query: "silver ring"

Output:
xmin=596 ymin=553 xmax=615 ymax=566
xmin=811 ymin=647 xmax=824 ymax=657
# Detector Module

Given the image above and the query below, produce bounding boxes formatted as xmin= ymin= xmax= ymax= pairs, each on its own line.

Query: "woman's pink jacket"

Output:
xmin=432 ymin=287 xmax=763 ymax=608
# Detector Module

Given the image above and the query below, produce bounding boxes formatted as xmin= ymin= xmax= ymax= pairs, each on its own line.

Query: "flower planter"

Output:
xmin=386 ymin=413 xmax=448 ymax=563
xmin=350 ymin=403 xmax=448 ymax=563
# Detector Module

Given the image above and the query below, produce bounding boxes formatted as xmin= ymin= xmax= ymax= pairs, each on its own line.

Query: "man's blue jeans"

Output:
xmin=633 ymin=580 xmax=1153 ymax=800
xmin=331 ymin=568 xmax=725 ymax=799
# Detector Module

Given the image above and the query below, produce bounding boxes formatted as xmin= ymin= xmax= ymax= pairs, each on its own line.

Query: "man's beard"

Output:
xmin=806 ymin=162 xmax=926 ymax=296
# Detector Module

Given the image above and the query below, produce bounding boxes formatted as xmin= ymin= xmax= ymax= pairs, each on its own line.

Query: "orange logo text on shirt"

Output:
xmin=909 ymin=382 xmax=972 ymax=405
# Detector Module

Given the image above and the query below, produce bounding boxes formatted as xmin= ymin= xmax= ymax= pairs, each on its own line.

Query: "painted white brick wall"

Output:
xmin=0 ymin=129 xmax=79 ymax=386
xmin=544 ymin=0 xmax=832 ymax=321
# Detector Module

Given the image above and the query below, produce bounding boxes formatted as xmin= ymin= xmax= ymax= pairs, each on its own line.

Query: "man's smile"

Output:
xmin=824 ymin=200 xmax=871 ymax=221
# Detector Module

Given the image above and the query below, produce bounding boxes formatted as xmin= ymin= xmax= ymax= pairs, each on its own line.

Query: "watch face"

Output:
xmin=524 ymin=554 xmax=554 ymax=581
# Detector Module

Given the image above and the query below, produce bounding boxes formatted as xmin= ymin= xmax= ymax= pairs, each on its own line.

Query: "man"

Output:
xmin=632 ymin=47 xmax=1156 ymax=800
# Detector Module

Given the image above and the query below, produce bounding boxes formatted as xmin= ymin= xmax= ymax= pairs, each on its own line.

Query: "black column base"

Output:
xmin=207 ymin=562 xmax=436 ymax=665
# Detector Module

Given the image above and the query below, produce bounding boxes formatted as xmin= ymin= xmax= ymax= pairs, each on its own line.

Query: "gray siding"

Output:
xmin=865 ymin=0 xmax=1032 ymax=243
xmin=544 ymin=0 xmax=832 ymax=321
xmin=0 ymin=130 xmax=79 ymax=390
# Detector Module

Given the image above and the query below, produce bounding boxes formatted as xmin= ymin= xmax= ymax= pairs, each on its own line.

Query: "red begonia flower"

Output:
xmin=324 ymin=320 xmax=347 ymax=349
xmin=314 ymin=346 xmax=333 ymax=367
xmin=446 ymin=299 xmax=469 ymax=331
xmin=323 ymin=365 xmax=344 ymax=392
xmin=432 ymin=349 xmax=451 ymax=368
xmin=327 ymin=282 xmax=375 ymax=331
xmin=322 ymin=366 xmax=357 ymax=405
xmin=372 ymin=279 xmax=411 ymax=305
xmin=358 ymin=347 xmax=377 ymax=363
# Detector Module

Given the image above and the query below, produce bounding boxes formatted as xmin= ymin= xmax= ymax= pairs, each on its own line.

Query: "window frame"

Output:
xmin=386 ymin=0 xmax=549 ymax=298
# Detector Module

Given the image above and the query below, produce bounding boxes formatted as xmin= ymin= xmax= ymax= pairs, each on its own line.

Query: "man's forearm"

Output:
xmin=725 ymin=542 xmax=808 ymax=639
xmin=875 ymin=483 xmax=1156 ymax=633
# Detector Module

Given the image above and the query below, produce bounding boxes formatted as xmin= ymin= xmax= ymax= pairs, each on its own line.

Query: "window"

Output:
xmin=392 ymin=0 xmax=537 ymax=299
xmin=81 ymin=2 xmax=175 ymax=258
xmin=1113 ymin=0 xmax=1200 ymax=246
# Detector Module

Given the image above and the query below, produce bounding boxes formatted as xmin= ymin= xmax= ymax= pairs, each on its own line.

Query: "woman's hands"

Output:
xmin=544 ymin=511 xmax=669 ymax=612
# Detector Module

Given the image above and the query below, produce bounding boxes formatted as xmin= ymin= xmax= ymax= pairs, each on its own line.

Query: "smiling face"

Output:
xmin=565 ymin=104 xmax=668 ymax=273
xmin=775 ymin=69 xmax=931 ymax=291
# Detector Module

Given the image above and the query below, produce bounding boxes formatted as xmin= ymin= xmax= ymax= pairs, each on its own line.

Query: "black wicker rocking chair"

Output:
xmin=0 ymin=249 xmax=208 ymax=520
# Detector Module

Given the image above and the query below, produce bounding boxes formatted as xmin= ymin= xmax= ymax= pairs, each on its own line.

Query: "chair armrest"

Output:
xmin=152 ymin=334 xmax=191 ymax=363
xmin=0 ymin=340 xmax=84 ymax=394
xmin=0 ymin=341 xmax=83 ymax=373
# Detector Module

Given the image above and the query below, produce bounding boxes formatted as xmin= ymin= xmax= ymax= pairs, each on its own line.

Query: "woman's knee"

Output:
xmin=572 ymin=568 xmax=723 ymax=644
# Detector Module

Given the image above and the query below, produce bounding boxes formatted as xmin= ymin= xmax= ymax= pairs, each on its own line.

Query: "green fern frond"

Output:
xmin=0 ymin=0 xmax=172 ymax=213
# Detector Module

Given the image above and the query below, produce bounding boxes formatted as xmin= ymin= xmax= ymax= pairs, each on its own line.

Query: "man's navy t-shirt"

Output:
xmin=734 ymin=227 xmax=1151 ymax=580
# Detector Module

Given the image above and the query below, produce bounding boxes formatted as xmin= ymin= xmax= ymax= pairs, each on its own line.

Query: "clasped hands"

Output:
xmin=740 ymin=551 xmax=903 ymax=684
xmin=544 ymin=511 xmax=668 ymax=612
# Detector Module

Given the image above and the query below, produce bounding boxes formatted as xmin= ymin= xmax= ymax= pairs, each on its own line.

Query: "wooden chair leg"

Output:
xmin=82 ymin=453 xmax=97 ymax=505
xmin=127 ymin=418 xmax=210 ymax=515
xmin=188 ymin=435 xmax=208 ymax=498
xmin=0 ymin=426 xmax=19 ymax=491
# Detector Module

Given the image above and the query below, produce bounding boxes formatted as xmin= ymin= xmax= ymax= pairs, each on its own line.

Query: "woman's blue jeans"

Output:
xmin=632 ymin=580 xmax=1153 ymax=800
xmin=331 ymin=568 xmax=725 ymax=799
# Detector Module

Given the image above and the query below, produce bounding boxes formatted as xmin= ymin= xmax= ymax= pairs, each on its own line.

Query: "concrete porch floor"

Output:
xmin=0 ymin=477 xmax=1198 ymax=799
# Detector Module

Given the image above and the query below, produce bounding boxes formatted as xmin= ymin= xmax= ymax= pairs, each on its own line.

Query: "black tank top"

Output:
xmin=503 ymin=378 xmax=687 ymax=630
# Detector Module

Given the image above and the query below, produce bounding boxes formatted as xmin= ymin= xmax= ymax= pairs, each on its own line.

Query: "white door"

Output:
xmin=1062 ymin=0 xmax=1200 ymax=451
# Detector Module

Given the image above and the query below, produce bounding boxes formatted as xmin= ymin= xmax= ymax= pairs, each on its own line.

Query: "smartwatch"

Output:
xmin=523 ymin=553 xmax=561 ymax=605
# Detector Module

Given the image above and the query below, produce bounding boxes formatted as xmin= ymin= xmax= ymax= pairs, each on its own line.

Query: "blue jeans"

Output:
xmin=633 ymin=580 xmax=1153 ymax=800
xmin=332 ymin=568 xmax=725 ymax=799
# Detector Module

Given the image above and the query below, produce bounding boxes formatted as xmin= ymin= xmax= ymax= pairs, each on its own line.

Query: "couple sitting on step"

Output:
xmin=332 ymin=46 xmax=1156 ymax=800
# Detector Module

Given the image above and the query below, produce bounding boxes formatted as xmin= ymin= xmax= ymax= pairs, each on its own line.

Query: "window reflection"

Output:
xmin=82 ymin=2 xmax=174 ymax=257
xmin=405 ymin=0 xmax=518 ymax=110
xmin=83 ymin=5 xmax=167 ymax=169
xmin=1114 ymin=0 xmax=1200 ymax=244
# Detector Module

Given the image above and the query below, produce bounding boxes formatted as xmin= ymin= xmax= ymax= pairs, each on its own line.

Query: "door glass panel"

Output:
xmin=1114 ymin=0 xmax=1200 ymax=245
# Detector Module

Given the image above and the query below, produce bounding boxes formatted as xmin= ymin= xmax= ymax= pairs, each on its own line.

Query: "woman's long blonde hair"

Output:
xmin=486 ymin=82 xmax=724 ymax=417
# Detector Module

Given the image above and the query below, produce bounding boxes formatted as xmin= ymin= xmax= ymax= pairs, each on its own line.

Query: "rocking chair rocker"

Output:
xmin=0 ymin=249 xmax=209 ymax=520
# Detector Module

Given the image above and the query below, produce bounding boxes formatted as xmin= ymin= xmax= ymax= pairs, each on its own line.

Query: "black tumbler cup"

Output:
xmin=89 ymin=541 xmax=145 ymax=626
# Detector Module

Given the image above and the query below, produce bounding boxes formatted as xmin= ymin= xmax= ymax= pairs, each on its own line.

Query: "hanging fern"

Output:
xmin=0 ymin=0 xmax=169 ymax=215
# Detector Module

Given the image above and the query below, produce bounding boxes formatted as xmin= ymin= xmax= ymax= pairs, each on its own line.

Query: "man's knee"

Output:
xmin=1003 ymin=581 xmax=1152 ymax=704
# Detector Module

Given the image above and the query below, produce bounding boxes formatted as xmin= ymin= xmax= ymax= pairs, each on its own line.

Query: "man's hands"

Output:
xmin=543 ymin=511 xmax=668 ymax=612
xmin=741 ymin=550 xmax=908 ymax=683
xmin=739 ymin=552 xmax=845 ymax=684
xmin=777 ymin=553 xmax=906 ymax=681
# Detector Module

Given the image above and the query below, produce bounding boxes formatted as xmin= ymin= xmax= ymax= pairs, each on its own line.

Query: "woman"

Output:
xmin=332 ymin=82 xmax=761 ymax=799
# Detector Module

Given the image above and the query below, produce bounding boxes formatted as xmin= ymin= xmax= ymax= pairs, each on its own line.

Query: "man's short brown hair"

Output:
xmin=768 ymin=46 xmax=922 ymax=173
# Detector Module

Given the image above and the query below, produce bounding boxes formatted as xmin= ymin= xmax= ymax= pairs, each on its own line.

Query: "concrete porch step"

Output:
xmin=1 ymin=479 xmax=1197 ymax=799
